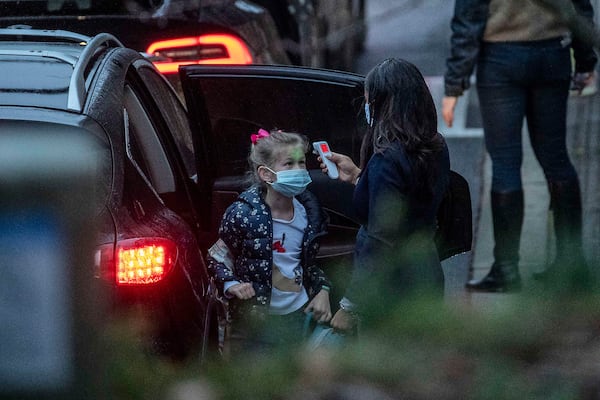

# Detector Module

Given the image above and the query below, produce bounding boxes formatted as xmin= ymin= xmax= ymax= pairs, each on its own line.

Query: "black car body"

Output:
xmin=0 ymin=28 xmax=213 ymax=359
xmin=0 ymin=28 xmax=470 ymax=359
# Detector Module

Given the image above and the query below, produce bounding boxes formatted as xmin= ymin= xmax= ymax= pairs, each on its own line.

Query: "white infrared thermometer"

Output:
xmin=312 ymin=141 xmax=339 ymax=179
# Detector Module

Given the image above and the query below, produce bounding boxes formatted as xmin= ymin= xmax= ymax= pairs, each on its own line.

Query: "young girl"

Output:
xmin=207 ymin=129 xmax=332 ymax=354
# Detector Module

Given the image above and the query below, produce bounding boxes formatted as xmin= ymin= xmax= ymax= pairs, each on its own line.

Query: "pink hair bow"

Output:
xmin=250 ymin=128 xmax=270 ymax=144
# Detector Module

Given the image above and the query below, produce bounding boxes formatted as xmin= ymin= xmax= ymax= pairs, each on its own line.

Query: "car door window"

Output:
xmin=123 ymin=64 xmax=204 ymax=234
xmin=135 ymin=63 xmax=197 ymax=181
xmin=123 ymin=84 xmax=175 ymax=195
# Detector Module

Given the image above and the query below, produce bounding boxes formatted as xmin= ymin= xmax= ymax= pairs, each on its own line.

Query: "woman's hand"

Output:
xmin=318 ymin=152 xmax=361 ymax=184
xmin=304 ymin=289 xmax=332 ymax=323
xmin=442 ymin=96 xmax=458 ymax=128
xmin=571 ymin=71 xmax=597 ymax=96
xmin=226 ymin=282 xmax=255 ymax=300
xmin=330 ymin=308 xmax=355 ymax=331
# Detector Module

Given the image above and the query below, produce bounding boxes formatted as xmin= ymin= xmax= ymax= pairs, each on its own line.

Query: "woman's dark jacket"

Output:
xmin=445 ymin=0 xmax=598 ymax=96
xmin=344 ymin=139 xmax=450 ymax=306
xmin=207 ymin=185 xmax=331 ymax=316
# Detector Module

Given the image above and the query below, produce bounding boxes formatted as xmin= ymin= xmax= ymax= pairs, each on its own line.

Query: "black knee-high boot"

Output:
xmin=466 ymin=190 xmax=523 ymax=292
xmin=533 ymin=179 xmax=590 ymax=286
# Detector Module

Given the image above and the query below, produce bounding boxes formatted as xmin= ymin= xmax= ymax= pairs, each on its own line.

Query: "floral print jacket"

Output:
xmin=207 ymin=185 xmax=331 ymax=316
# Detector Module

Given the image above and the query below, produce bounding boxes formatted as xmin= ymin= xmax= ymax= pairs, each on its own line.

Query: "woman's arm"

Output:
xmin=444 ymin=0 xmax=489 ymax=97
xmin=343 ymin=150 xmax=410 ymax=308
xmin=443 ymin=0 xmax=489 ymax=126
xmin=570 ymin=0 xmax=598 ymax=73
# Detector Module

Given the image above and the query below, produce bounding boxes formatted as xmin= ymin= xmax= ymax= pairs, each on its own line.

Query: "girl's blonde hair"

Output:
xmin=247 ymin=129 xmax=309 ymax=187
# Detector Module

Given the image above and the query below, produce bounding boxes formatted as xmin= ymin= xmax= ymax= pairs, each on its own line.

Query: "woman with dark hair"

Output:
xmin=319 ymin=58 xmax=450 ymax=331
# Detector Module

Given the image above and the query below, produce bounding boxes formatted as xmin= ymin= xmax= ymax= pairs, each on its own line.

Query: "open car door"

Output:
xmin=179 ymin=65 xmax=366 ymax=292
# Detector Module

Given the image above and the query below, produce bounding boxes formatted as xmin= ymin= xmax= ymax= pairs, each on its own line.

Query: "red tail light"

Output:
xmin=96 ymin=238 xmax=178 ymax=285
xmin=147 ymin=34 xmax=254 ymax=74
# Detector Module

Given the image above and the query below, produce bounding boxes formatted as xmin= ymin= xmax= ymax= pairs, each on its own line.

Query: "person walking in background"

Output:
xmin=319 ymin=58 xmax=450 ymax=331
xmin=207 ymin=129 xmax=332 ymax=354
xmin=442 ymin=0 xmax=597 ymax=292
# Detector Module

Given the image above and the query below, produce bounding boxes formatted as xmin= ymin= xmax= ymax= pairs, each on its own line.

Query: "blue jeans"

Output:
xmin=476 ymin=38 xmax=578 ymax=193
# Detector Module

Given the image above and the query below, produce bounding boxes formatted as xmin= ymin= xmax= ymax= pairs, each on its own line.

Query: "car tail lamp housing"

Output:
xmin=96 ymin=238 xmax=178 ymax=285
xmin=147 ymin=34 xmax=254 ymax=74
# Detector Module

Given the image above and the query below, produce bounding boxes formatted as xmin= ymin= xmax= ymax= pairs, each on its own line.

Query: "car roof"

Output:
xmin=0 ymin=0 xmax=201 ymax=17
xmin=0 ymin=29 xmax=123 ymax=111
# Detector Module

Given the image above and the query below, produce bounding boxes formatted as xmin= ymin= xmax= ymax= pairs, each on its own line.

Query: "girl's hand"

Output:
xmin=226 ymin=282 xmax=256 ymax=300
xmin=304 ymin=289 xmax=332 ymax=323
xmin=330 ymin=308 xmax=355 ymax=331
xmin=318 ymin=152 xmax=361 ymax=184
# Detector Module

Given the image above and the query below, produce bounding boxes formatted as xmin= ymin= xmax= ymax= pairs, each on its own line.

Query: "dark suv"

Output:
xmin=0 ymin=28 xmax=470 ymax=360
xmin=0 ymin=28 xmax=214 ymax=359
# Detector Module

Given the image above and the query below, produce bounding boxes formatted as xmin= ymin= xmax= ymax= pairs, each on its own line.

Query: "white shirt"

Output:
xmin=269 ymin=198 xmax=309 ymax=315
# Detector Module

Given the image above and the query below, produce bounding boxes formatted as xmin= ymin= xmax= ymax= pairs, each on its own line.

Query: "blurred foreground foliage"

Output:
xmin=103 ymin=281 xmax=600 ymax=400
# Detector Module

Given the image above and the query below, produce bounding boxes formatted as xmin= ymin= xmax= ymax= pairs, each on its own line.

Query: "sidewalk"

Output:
xmin=467 ymin=90 xmax=600 ymax=307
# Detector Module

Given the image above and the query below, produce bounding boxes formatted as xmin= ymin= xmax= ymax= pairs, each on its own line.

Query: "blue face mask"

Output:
xmin=365 ymin=103 xmax=373 ymax=126
xmin=265 ymin=168 xmax=312 ymax=197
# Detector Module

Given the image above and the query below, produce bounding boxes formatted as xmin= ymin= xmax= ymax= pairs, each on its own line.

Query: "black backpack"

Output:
xmin=435 ymin=170 xmax=473 ymax=261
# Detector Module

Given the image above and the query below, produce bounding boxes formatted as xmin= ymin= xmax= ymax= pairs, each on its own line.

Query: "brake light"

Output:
xmin=96 ymin=238 xmax=178 ymax=285
xmin=147 ymin=34 xmax=254 ymax=74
